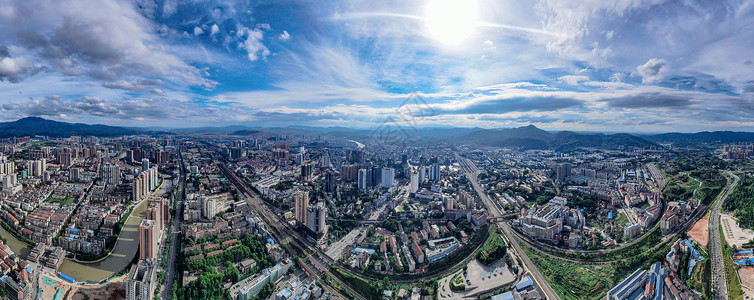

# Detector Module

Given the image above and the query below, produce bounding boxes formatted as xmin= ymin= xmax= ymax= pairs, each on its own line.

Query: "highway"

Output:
xmin=456 ymin=154 xmax=561 ymax=300
xmin=711 ymin=171 xmax=739 ymax=300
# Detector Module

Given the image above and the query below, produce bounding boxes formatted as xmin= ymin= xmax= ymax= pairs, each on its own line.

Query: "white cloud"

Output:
xmin=558 ymin=75 xmax=589 ymax=85
xmin=193 ymin=26 xmax=204 ymax=36
xmin=636 ymin=58 xmax=667 ymax=84
xmin=0 ymin=56 xmax=30 ymax=82
xmin=210 ymin=24 xmax=220 ymax=36
xmin=0 ymin=0 xmax=215 ymax=87
xmin=237 ymin=24 xmax=270 ymax=61
xmin=279 ymin=30 xmax=291 ymax=41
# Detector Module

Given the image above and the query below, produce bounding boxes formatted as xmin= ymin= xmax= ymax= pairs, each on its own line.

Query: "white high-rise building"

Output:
xmin=410 ymin=171 xmax=419 ymax=193
xmin=202 ymin=196 xmax=217 ymax=219
xmin=418 ymin=166 xmax=427 ymax=183
xmin=27 ymin=159 xmax=46 ymax=177
xmin=381 ymin=167 xmax=395 ymax=188
xmin=358 ymin=169 xmax=368 ymax=191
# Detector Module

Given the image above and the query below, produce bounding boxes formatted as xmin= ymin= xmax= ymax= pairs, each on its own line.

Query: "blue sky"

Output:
xmin=0 ymin=0 xmax=753 ymax=132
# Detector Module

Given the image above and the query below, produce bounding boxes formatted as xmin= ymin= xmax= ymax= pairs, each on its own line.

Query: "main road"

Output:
xmin=711 ymin=170 xmax=739 ymax=300
xmin=218 ymin=162 xmax=363 ymax=299
xmin=161 ymin=147 xmax=187 ymax=299
xmin=456 ymin=154 xmax=561 ymax=300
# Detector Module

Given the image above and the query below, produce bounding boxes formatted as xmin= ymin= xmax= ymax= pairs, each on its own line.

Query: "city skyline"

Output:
xmin=0 ymin=0 xmax=752 ymax=132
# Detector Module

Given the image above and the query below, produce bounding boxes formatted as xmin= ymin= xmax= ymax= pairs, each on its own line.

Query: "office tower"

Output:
xmin=381 ymin=168 xmax=395 ymax=188
xmin=295 ymin=190 xmax=309 ymax=226
xmin=358 ymin=168 xmax=368 ymax=190
xmin=139 ymin=219 xmax=156 ymax=260
xmin=126 ymin=259 xmax=156 ymax=300
xmin=324 ymin=172 xmax=336 ymax=193
xmin=370 ymin=166 xmax=382 ymax=187
xmin=301 ymin=163 xmax=314 ymax=181
xmin=229 ymin=147 xmax=242 ymax=160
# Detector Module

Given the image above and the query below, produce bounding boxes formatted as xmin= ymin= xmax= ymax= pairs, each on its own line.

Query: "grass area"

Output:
xmin=521 ymin=234 xmax=672 ymax=300
xmin=614 ymin=211 xmax=629 ymax=228
xmin=475 ymin=228 xmax=506 ymax=265
xmin=524 ymin=246 xmax=614 ymax=300
xmin=46 ymin=196 xmax=75 ymax=207
xmin=686 ymin=258 xmax=710 ymax=298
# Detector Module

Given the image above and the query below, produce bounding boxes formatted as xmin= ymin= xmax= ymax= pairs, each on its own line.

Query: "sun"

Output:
xmin=424 ymin=0 xmax=478 ymax=45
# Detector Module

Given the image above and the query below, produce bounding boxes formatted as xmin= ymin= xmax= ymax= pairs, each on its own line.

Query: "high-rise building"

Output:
xmin=381 ymin=168 xmax=395 ymax=188
xmin=458 ymin=190 xmax=473 ymax=209
xmin=295 ymin=190 xmax=309 ymax=226
xmin=69 ymin=167 xmax=81 ymax=182
xmin=58 ymin=151 xmax=72 ymax=167
xmin=305 ymin=201 xmax=327 ymax=238
xmin=429 ymin=164 xmax=441 ymax=182
xmin=324 ymin=172 xmax=336 ymax=193
xmin=202 ymin=196 xmax=217 ymax=219
xmin=340 ymin=164 xmax=358 ymax=182
xmin=346 ymin=149 xmax=363 ymax=163
xmin=139 ymin=219 xmax=156 ymax=260
xmin=301 ymin=163 xmax=314 ymax=181
xmin=229 ymin=147 xmax=243 ymax=160
xmin=358 ymin=168 xmax=368 ymax=190
xmin=410 ymin=171 xmax=419 ymax=193
xmin=556 ymin=163 xmax=571 ymax=182
xmin=370 ymin=167 xmax=382 ymax=187
xmin=126 ymin=259 xmax=156 ymax=300
xmin=27 ymin=159 xmax=46 ymax=177
xmin=102 ymin=164 xmax=120 ymax=185
xmin=141 ymin=158 xmax=150 ymax=172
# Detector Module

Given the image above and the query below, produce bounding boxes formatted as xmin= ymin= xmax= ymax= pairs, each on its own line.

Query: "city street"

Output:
xmin=711 ymin=171 xmax=739 ymax=299
xmin=457 ymin=154 xmax=561 ymax=300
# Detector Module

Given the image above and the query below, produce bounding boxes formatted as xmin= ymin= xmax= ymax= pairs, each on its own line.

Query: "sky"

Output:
xmin=0 ymin=0 xmax=753 ymax=132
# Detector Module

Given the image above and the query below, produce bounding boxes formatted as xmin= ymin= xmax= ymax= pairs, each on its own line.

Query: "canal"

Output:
xmin=0 ymin=179 xmax=172 ymax=282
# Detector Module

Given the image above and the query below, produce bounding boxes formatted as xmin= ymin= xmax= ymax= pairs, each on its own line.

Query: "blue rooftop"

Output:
xmin=516 ymin=276 xmax=533 ymax=291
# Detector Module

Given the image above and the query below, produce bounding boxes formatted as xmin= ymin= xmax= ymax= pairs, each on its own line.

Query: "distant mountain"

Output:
xmin=644 ymin=131 xmax=754 ymax=145
xmin=230 ymin=129 xmax=261 ymax=136
xmin=0 ymin=117 xmax=140 ymax=138
xmin=462 ymin=125 xmax=658 ymax=150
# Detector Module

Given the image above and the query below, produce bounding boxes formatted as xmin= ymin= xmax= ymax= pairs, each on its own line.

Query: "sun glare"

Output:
xmin=425 ymin=0 xmax=478 ymax=45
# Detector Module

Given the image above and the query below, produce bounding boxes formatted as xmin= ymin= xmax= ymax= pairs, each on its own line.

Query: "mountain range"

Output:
xmin=0 ymin=117 xmax=141 ymax=138
xmin=4 ymin=117 xmax=754 ymax=150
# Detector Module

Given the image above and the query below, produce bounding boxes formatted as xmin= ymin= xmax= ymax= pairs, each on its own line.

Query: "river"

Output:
xmin=0 ymin=178 xmax=172 ymax=282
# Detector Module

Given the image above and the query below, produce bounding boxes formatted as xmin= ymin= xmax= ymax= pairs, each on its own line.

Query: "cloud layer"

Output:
xmin=0 ymin=0 xmax=751 ymax=132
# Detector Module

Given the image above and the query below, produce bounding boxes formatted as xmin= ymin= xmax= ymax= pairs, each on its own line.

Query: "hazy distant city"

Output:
xmin=0 ymin=1 xmax=753 ymax=300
